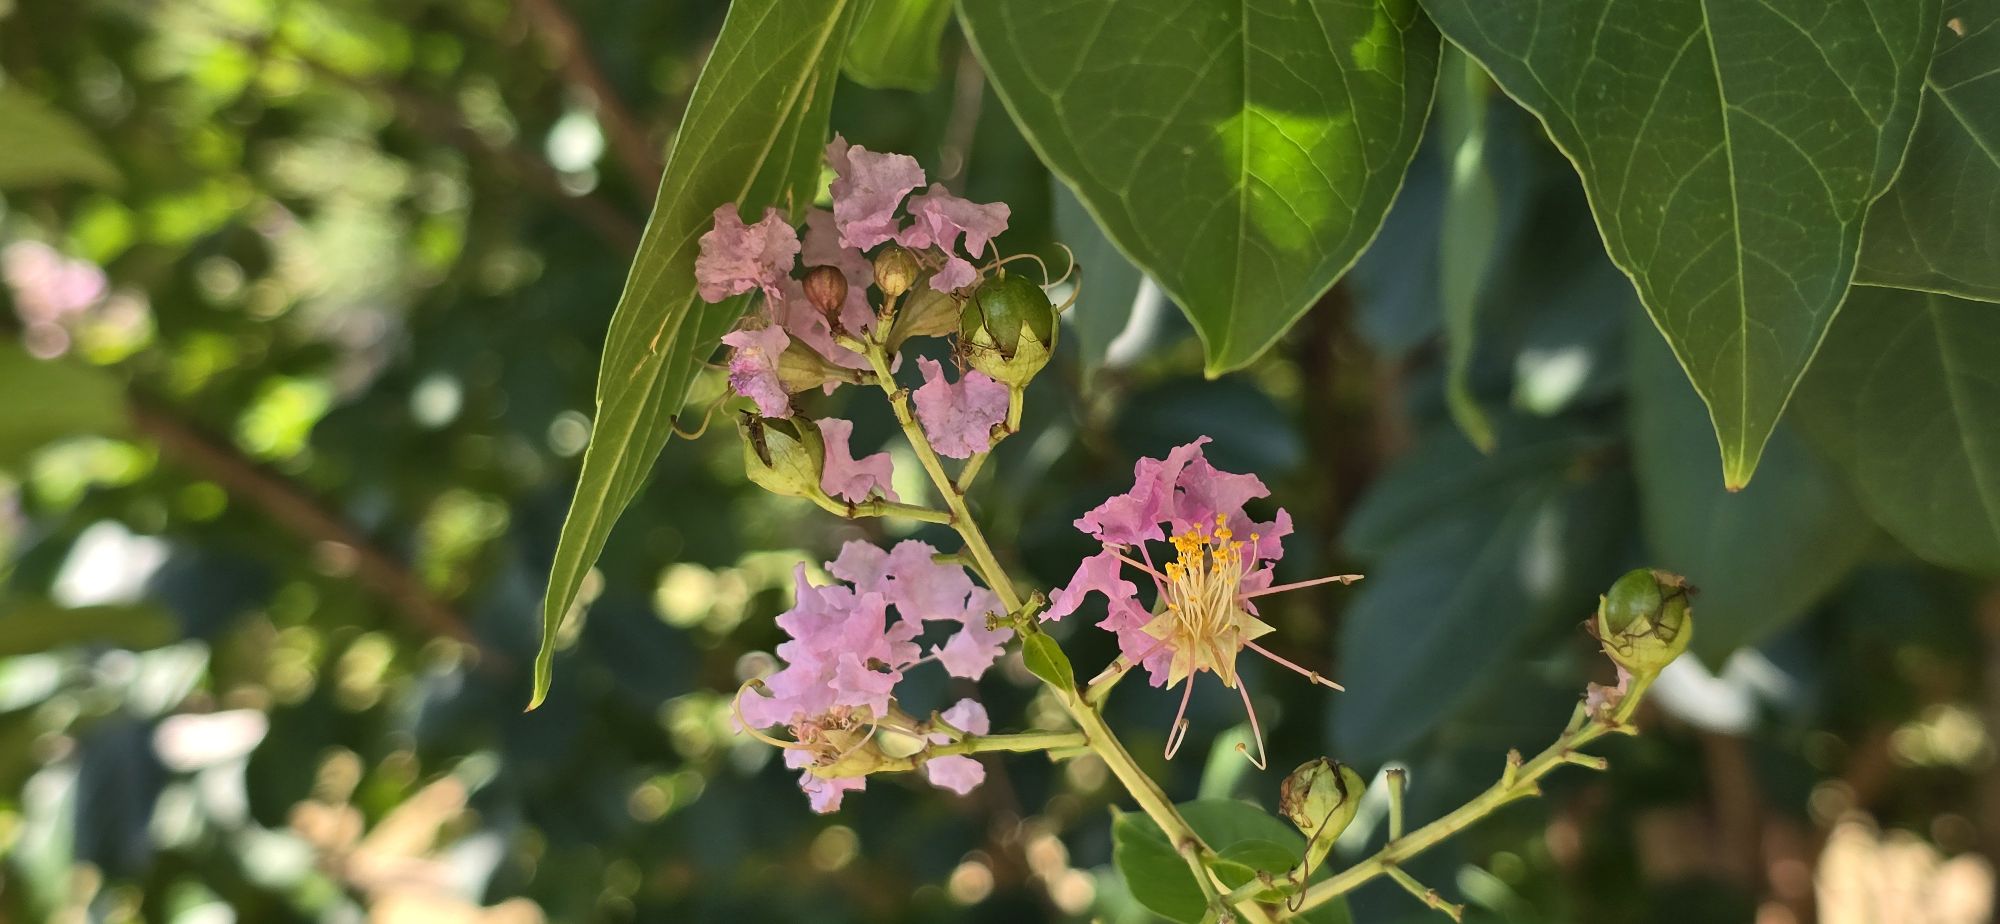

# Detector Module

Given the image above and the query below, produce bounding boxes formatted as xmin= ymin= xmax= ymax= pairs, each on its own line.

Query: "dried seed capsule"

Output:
xmin=801 ymin=265 xmax=849 ymax=320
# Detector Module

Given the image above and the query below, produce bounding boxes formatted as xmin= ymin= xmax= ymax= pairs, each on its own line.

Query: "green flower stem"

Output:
xmin=858 ymin=336 xmax=1275 ymax=924
xmin=854 ymin=730 xmax=1091 ymax=774
xmin=813 ymin=494 xmax=954 ymax=524
xmin=1282 ymin=677 xmax=1652 ymax=919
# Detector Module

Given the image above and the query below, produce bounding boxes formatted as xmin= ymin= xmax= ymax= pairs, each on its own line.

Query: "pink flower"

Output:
xmin=695 ymin=205 xmax=801 ymax=304
xmin=924 ymin=699 xmax=990 ymax=795
xmin=816 ymin=418 xmax=897 ymax=503
xmin=721 ymin=325 xmax=792 ymax=418
xmin=737 ymin=542 xmax=1009 ymax=810
xmin=827 ymin=135 xmax=925 ymax=250
xmin=3 ymin=241 xmax=108 ymax=358
xmin=1047 ymin=438 xmax=1357 ymax=766
xmin=911 ymin=357 xmax=1009 ymax=459
xmin=899 ymin=186 xmax=1009 ymax=293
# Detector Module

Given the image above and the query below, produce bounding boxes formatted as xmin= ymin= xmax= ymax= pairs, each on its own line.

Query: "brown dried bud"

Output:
xmin=801 ymin=265 xmax=849 ymax=318
xmin=872 ymin=244 xmax=920 ymax=297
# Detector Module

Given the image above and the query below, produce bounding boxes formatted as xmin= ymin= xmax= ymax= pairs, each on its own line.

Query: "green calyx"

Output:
xmin=1279 ymin=757 xmax=1365 ymax=845
xmin=738 ymin=412 xmax=828 ymax=501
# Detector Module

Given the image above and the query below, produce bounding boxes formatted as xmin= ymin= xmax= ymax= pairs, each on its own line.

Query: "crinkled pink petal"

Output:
xmin=736 ymin=664 xmax=827 ymax=729
xmin=900 ymin=185 xmax=1010 ymax=257
xmin=721 ymin=326 xmax=792 ymax=418
xmin=1168 ymin=451 xmax=1269 ymax=534
xmin=827 ymin=135 xmax=925 ymax=250
xmin=799 ymin=772 xmax=866 ymax=813
xmin=803 ymin=209 xmax=878 ymax=334
xmin=816 ymin=418 xmax=898 ymax=503
xmin=929 ymin=256 xmax=977 ymax=292
xmin=924 ymin=756 xmax=984 ymax=795
xmin=1045 ymin=547 xmax=1141 ymax=621
xmin=936 ymin=621 xmax=1010 ymax=680
xmin=934 ymin=589 xmax=1010 ymax=680
xmin=940 ymin=698 xmax=991 ymax=736
xmin=1097 ymin=597 xmax=1173 ymax=687
xmin=828 ymin=539 xmax=977 ymax=626
xmin=1074 ymin=437 xmax=1215 ymax=546
xmin=832 ymin=653 xmax=898 ymax=717
xmin=923 ymin=699 xmax=992 ymax=796
xmin=695 ymin=205 xmax=800 ymax=304
xmin=912 ymin=357 xmax=1009 ymax=459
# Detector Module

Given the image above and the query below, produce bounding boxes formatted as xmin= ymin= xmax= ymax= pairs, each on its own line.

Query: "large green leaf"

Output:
xmin=0 ymin=342 xmax=129 ymax=468
xmin=1337 ymin=420 xmax=1627 ymax=763
xmin=0 ymin=86 xmax=120 ymax=190
xmin=1629 ymin=314 xmax=1871 ymax=661
xmin=959 ymin=0 xmax=1440 ymax=373
xmin=533 ymin=1 xmax=858 ymax=708
xmin=1422 ymin=0 xmax=1937 ymax=488
xmin=1857 ymin=0 xmax=2000 ymax=302
xmin=1792 ymin=286 xmax=2000 ymax=575
xmin=845 ymin=0 xmax=955 ymax=90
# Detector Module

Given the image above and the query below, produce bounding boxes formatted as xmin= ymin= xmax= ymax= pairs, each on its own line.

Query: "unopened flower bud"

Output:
xmin=959 ymin=270 xmax=1058 ymax=387
xmin=802 ymin=265 xmax=849 ymax=319
xmin=1592 ymin=569 xmax=1692 ymax=677
xmin=776 ymin=339 xmax=866 ymax=394
xmin=872 ymin=244 xmax=920 ymax=298
xmin=1279 ymin=758 xmax=1364 ymax=844
xmin=885 ymin=286 xmax=961 ymax=352
xmin=738 ymin=412 xmax=828 ymax=501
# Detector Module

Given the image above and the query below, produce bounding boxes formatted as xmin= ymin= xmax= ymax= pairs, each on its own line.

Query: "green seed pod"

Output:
xmin=738 ymin=412 xmax=828 ymax=501
xmin=959 ymin=270 xmax=1058 ymax=387
xmin=884 ymin=285 xmax=960 ymax=352
xmin=872 ymin=244 xmax=920 ymax=298
xmin=1593 ymin=569 xmax=1693 ymax=677
xmin=1279 ymin=758 xmax=1364 ymax=849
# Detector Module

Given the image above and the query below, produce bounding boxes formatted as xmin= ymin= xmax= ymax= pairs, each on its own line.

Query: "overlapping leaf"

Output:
xmin=1629 ymin=314 xmax=1871 ymax=661
xmin=960 ymin=0 xmax=1440 ymax=373
xmin=534 ymin=1 xmax=856 ymax=707
xmin=1793 ymin=286 xmax=2000 ymax=575
xmin=1422 ymin=0 xmax=1937 ymax=487
xmin=845 ymin=0 xmax=955 ymax=90
xmin=1857 ymin=0 xmax=2000 ymax=301
xmin=0 ymin=86 xmax=120 ymax=189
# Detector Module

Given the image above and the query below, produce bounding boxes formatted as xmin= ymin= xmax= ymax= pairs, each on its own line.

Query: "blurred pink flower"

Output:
xmin=911 ymin=357 xmax=1008 ymax=459
xmin=3 ymin=240 xmax=107 ymax=358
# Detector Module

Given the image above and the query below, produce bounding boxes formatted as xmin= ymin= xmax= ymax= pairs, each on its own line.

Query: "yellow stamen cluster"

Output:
xmin=1144 ymin=514 xmax=1275 ymax=688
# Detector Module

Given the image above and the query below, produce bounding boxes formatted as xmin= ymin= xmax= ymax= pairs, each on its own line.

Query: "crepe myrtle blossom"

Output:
xmin=1045 ymin=437 xmax=1359 ymax=767
xmin=735 ymin=540 xmax=1013 ymax=812
xmin=695 ymin=136 xmax=1016 ymax=417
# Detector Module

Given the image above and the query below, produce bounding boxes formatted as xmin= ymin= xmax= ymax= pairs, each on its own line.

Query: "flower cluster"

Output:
xmin=695 ymin=136 xmax=1016 ymax=468
xmin=1046 ymin=437 xmax=1357 ymax=764
xmin=735 ymin=540 xmax=1013 ymax=812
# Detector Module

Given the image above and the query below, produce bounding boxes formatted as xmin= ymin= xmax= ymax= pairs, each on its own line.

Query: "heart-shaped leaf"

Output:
xmin=959 ymin=0 xmax=1440 ymax=373
xmin=1421 ymin=0 xmax=1937 ymax=487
